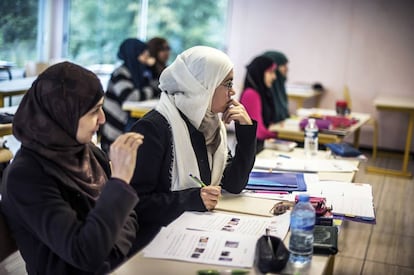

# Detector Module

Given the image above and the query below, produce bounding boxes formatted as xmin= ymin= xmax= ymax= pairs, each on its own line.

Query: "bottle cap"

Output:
xmin=297 ymin=194 xmax=310 ymax=202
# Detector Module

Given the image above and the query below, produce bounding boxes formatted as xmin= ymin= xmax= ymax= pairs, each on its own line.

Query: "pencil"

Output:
xmin=189 ymin=174 xmax=207 ymax=187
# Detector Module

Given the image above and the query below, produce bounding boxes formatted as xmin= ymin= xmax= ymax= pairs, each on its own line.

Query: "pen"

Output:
xmin=189 ymin=174 xmax=207 ymax=187
xmin=197 ymin=269 xmax=249 ymax=275
xmin=277 ymin=154 xmax=291 ymax=159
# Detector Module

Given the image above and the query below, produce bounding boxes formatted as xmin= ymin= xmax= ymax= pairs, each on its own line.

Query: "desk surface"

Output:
xmin=374 ymin=96 xmax=414 ymax=111
xmin=113 ymin=147 xmax=358 ymax=275
xmin=269 ymin=108 xmax=371 ymax=145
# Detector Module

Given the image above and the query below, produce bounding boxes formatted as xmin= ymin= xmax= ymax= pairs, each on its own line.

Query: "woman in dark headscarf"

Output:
xmin=101 ymin=38 xmax=157 ymax=153
xmin=262 ymin=51 xmax=290 ymax=123
xmin=1 ymin=62 xmax=144 ymax=274
xmin=147 ymin=37 xmax=170 ymax=81
xmin=240 ymin=55 xmax=278 ymax=153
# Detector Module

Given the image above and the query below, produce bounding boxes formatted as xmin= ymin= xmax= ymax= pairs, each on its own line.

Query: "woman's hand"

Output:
xmin=109 ymin=132 xmax=144 ymax=184
xmin=200 ymin=185 xmax=222 ymax=210
xmin=222 ymin=99 xmax=253 ymax=125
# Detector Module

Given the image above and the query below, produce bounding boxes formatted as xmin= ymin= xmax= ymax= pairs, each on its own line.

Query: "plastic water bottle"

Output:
xmin=289 ymin=194 xmax=316 ymax=266
xmin=304 ymin=118 xmax=318 ymax=157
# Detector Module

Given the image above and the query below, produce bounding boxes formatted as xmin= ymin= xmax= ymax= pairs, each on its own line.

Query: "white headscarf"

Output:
xmin=156 ymin=46 xmax=233 ymax=191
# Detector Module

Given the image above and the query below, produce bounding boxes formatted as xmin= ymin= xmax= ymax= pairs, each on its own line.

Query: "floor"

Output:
xmin=333 ymin=150 xmax=414 ymax=275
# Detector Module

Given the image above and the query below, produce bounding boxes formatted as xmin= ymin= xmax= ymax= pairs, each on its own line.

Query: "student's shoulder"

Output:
xmin=132 ymin=109 xmax=170 ymax=134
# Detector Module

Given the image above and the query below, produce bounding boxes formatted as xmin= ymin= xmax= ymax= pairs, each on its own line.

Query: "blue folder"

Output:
xmin=246 ymin=171 xmax=307 ymax=192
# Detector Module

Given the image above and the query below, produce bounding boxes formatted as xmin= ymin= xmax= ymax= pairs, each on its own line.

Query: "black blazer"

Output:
xmin=1 ymin=146 xmax=139 ymax=275
xmin=129 ymin=110 xmax=257 ymax=250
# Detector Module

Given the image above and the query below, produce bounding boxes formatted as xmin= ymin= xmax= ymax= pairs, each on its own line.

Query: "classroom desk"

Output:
xmin=269 ymin=108 xmax=371 ymax=147
xmin=122 ymin=99 xmax=159 ymax=118
xmin=0 ymin=77 xmax=36 ymax=107
xmin=257 ymin=148 xmax=358 ymax=182
xmin=0 ymin=106 xmax=19 ymax=138
xmin=366 ymin=96 xmax=414 ymax=178
xmin=286 ymin=83 xmax=322 ymax=109
xmin=112 ymin=147 xmax=358 ymax=275
xmin=0 ymin=75 xmax=110 ymax=108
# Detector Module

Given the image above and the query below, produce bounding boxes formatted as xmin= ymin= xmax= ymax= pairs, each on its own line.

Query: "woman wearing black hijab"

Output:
xmin=263 ymin=51 xmax=290 ymax=123
xmin=1 ymin=62 xmax=144 ymax=274
xmin=240 ymin=55 xmax=278 ymax=153
xmin=101 ymin=38 xmax=157 ymax=153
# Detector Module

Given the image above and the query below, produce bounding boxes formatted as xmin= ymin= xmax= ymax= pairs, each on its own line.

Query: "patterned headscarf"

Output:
xmin=13 ymin=61 xmax=107 ymax=199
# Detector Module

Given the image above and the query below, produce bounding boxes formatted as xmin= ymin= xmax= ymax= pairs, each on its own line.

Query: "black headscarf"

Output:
xmin=118 ymin=38 xmax=148 ymax=89
xmin=13 ymin=61 xmax=107 ymax=200
xmin=242 ymin=56 xmax=276 ymax=127
xmin=263 ymin=51 xmax=290 ymax=122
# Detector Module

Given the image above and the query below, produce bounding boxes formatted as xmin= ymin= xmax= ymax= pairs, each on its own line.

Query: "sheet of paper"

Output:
xmin=167 ymin=211 xmax=290 ymax=240
xmin=294 ymin=181 xmax=375 ymax=220
xmin=254 ymin=157 xmax=358 ymax=173
xmin=143 ymin=226 xmax=258 ymax=268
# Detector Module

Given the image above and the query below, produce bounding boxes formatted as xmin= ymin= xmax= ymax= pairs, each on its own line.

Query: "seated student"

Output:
xmin=1 ymin=62 xmax=144 ymax=274
xmin=240 ymin=55 xmax=278 ymax=153
xmin=129 ymin=46 xmax=257 ymax=249
xmin=262 ymin=51 xmax=290 ymax=123
xmin=147 ymin=37 xmax=171 ymax=82
xmin=100 ymin=38 xmax=158 ymax=153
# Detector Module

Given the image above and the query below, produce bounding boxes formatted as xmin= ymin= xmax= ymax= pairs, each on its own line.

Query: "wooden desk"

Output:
xmin=269 ymin=108 xmax=371 ymax=147
xmin=286 ymin=83 xmax=322 ymax=109
xmin=366 ymin=96 xmax=414 ymax=178
xmin=112 ymin=147 xmax=359 ymax=275
xmin=0 ymin=75 xmax=111 ymax=108
xmin=122 ymin=99 xmax=159 ymax=119
xmin=0 ymin=77 xmax=36 ymax=107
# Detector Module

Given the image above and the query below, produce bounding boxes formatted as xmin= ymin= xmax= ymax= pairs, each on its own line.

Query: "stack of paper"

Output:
xmin=142 ymin=211 xmax=291 ymax=268
xmin=294 ymin=181 xmax=375 ymax=223
xmin=254 ymin=157 xmax=358 ymax=173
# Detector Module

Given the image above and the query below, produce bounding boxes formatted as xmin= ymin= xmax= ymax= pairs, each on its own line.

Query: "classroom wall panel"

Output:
xmin=227 ymin=0 xmax=414 ymax=152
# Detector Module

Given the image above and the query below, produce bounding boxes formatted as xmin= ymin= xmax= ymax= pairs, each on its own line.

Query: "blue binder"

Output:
xmin=246 ymin=171 xmax=307 ymax=192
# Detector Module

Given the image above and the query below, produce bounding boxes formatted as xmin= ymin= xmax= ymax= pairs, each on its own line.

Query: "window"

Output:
xmin=0 ymin=0 xmax=39 ymax=67
xmin=68 ymin=0 xmax=140 ymax=65
xmin=68 ymin=0 xmax=229 ymax=66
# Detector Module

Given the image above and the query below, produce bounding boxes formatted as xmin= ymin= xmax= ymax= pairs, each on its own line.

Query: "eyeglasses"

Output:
xmin=221 ymin=80 xmax=233 ymax=90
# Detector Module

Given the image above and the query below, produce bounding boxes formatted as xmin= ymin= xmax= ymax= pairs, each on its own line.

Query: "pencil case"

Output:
xmin=254 ymin=235 xmax=290 ymax=273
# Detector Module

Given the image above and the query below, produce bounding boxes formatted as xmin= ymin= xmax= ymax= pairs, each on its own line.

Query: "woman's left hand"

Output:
xmin=222 ymin=99 xmax=253 ymax=125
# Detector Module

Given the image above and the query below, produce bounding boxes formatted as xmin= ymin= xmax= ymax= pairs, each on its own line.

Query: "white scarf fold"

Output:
xmin=156 ymin=46 xmax=232 ymax=191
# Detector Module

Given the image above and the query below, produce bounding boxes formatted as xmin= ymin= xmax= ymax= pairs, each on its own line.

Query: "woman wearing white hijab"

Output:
xmin=129 ymin=46 xmax=257 ymax=249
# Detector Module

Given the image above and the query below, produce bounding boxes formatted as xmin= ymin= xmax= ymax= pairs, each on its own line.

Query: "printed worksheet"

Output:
xmin=167 ymin=211 xmax=290 ymax=239
xmin=143 ymin=227 xmax=257 ymax=268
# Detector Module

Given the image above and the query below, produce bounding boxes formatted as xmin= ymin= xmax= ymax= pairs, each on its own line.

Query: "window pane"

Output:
xmin=147 ymin=0 xmax=228 ymax=61
xmin=68 ymin=0 xmax=140 ymax=66
xmin=0 ymin=0 xmax=38 ymax=67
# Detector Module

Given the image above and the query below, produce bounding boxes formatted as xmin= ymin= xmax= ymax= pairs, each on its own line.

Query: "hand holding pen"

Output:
xmin=190 ymin=174 xmax=221 ymax=210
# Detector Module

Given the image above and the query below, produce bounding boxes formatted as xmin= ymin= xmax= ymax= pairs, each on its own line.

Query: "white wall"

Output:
xmin=227 ymin=0 xmax=414 ymax=151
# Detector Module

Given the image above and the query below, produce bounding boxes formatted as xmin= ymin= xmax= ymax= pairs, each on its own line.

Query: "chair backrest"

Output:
xmin=0 ymin=203 xmax=17 ymax=263
xmin=343 ymin=85 xmax=352 ymax=110
xmin=24 ymin=62 xmax=49 ymax=77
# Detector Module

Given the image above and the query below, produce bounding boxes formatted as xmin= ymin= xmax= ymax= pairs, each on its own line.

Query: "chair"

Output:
xmin=0 ymin=204 xmax=17 ymax=263
xmin=24 ymin=62 xmax=49 ymax=77
xmin=343 ymin=85 xmax=378 ymax=159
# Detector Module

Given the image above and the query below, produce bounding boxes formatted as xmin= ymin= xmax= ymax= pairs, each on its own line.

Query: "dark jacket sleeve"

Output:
xmin=221 ymin=121 xmax=257 ymax=193
xmin=3 ymin=155 xmax=139 ymax=272
xmin=130 ymin=111 xmax=206 ymax=226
